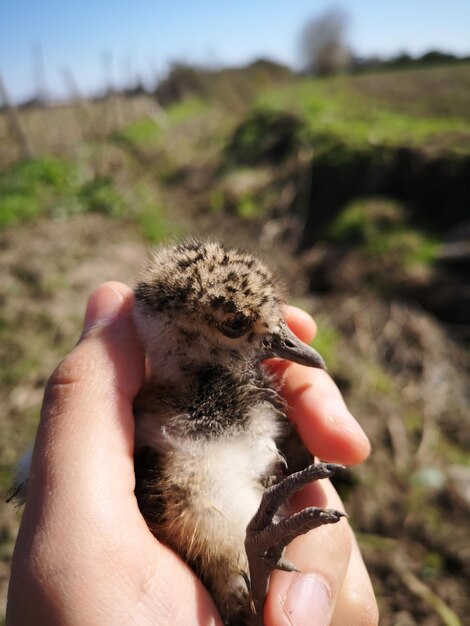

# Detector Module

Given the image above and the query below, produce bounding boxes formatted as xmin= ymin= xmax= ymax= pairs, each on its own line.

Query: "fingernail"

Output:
xmin=283 ymin=574 xmax=331 ymax=626
xmin=327 ymin=400 xmax=370 ymax=446
xmin=83 ymin=284 xmax=125 ymax=333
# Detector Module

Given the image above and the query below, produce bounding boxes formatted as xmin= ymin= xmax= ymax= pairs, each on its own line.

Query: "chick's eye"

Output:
xmin=219 ymin=314 xmax=251 ymax=339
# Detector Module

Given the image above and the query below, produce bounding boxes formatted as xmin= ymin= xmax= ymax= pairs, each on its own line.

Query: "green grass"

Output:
xmin=256 ymin=77 xmax=470 ymax=153
xmin=116 ymin=98 xmax=207 ymax=150
xmin=0 ymin=156 xmax=126 ymax=228
xmin=324 ymin=198 xmax=404 ymax=243
xmin=114 ymin=97 xmax=219 ymax=186
xmin=130 ymin=181 xmax=179 ymax=243
xmin=116 ymin=117 xmax=161 ymax=146
xmin=396 ymin=231 xmax=440 ymax=267
xmin=235 ymin=194 xmax=262 ymax=219
xmin=137 ymin=204 xmax=172 ymax=243
xmin=323 ymin=198 xmax=440 ymax=269
xmin=166 ymin=97 xmax=208 ymax=123
xmin=225 ymin=108 xmax=303 ymax=165
xmin=78 ymin=177 xmax=125 ymax=216
xmin=347 ymin=64 xmax=470 ymax=121
xmin=0 ymin=151 xmax=179 ymax=241
xmin=0 ymin=157 xmax=77 ymax=227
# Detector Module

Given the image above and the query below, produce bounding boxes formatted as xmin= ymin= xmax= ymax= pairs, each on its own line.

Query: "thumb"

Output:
xmin=27 ymin=281 xmax=144 ymax=515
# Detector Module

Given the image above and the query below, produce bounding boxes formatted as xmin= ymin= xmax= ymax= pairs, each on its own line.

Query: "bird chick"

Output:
xmin=133 ymin=239 xmax=345 ymax=626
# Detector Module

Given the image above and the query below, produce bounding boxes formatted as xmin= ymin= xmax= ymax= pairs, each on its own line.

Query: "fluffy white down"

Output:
xmin=135 ymin=402 xmax=284 ymax=601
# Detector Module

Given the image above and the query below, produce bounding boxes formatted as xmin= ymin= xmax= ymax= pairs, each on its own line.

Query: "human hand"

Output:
xmin=7 ymin=283 xmax=378 ymax=626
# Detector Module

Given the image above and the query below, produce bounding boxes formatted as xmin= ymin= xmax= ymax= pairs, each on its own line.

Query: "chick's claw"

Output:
xmin=248 ymin=462 xmax=344 ymax=532
xmin=244 ymin=462 xmax=346 ymax=623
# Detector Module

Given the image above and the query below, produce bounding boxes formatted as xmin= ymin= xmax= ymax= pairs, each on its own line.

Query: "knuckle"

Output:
xmin=48 ymin=349 xmax=88 ymax=388
xmin=42 ymin=347 xmax=96 ymax=413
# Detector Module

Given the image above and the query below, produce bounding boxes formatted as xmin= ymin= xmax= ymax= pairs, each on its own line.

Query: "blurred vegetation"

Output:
xmin=225 ymin=109 xmax=304 ymax=165
xmin=116 ymin=116 xmax=161 ymax=146
xmin=154 ymin=59 xmax=294 ymax=107
xmin=1 ymin=60 xmax=469 ymax=625
xmin=0 ymin=156 xmax=125 ymax=228
xmin=256 ymin=76 xmax=470 ymax=152
xmin=323 ymin=198 xmax=440 ymax=269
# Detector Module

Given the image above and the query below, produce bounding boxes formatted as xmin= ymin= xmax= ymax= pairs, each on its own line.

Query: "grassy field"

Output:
xmin=1 ymin=63 xmax=469 ymax=624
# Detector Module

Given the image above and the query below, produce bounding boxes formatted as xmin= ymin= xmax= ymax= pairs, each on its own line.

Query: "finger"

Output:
xmin=28 ymin=281 xmax=144 ymax=513
xmin=272 ymin=308 xmax=370 ymax=465
xmin=264 ymin=480 xmax=352 ymax=626
xmin=282 ymin=305 xmax=317 ymax=343
xmin=281 ymin=364 xmax=370 ymax=465
xmin=331 ymin=535 xmax=379 ymax=626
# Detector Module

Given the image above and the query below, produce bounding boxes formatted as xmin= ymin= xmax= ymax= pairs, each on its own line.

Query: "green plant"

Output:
xmin=235 ymin=193 xmax=263 ymax=219
xmin=324 ymin=198 xmax=440 ymax=269
xmin=78 ymin=177 xmax=125 ymax=216
xmin=257 ymin=76 xmax=470 ymax=152
xmin=226 ymin=108 xmax=304 ymax=165
xmin=166 ymin=97 xmax=208 ymax=123
xmin=0 ymin=156 xmax=130 ymax=228
xmin=116 ymin=117 xmax=162 ymax=146
xmin=137 ymin=204 xmax=172 ymax=243
xmin=0 ymin=157 xmax=78 ymax=228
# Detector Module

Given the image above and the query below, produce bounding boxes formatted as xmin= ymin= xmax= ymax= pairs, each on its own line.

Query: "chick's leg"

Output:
xmin=245 ymin=462 xmax=345 ymax=624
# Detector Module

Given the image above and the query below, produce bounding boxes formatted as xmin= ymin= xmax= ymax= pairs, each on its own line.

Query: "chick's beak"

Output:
xmin=261 ymin=320 xmax=326 ymax=369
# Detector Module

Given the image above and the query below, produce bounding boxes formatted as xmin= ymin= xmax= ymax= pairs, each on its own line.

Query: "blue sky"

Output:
xmin=1 ymin=0 xmax=469 ymax=103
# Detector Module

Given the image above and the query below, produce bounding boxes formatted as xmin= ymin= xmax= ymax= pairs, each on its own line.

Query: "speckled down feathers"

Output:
xmin=135 ymin=239 xmax=285 ymax=336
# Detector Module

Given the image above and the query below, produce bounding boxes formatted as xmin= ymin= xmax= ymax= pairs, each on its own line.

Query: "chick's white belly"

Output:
xmin=166 ymin=432 xmax=279 ymax=550
xmin=155 ymin=429 xmax=282 ymax=606
xmin=135 ymin=402 xmax=285 ymax=608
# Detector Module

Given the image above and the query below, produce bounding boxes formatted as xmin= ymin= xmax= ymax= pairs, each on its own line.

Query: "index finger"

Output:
xmin=272 ymin=306 xmax=371 ymax=465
